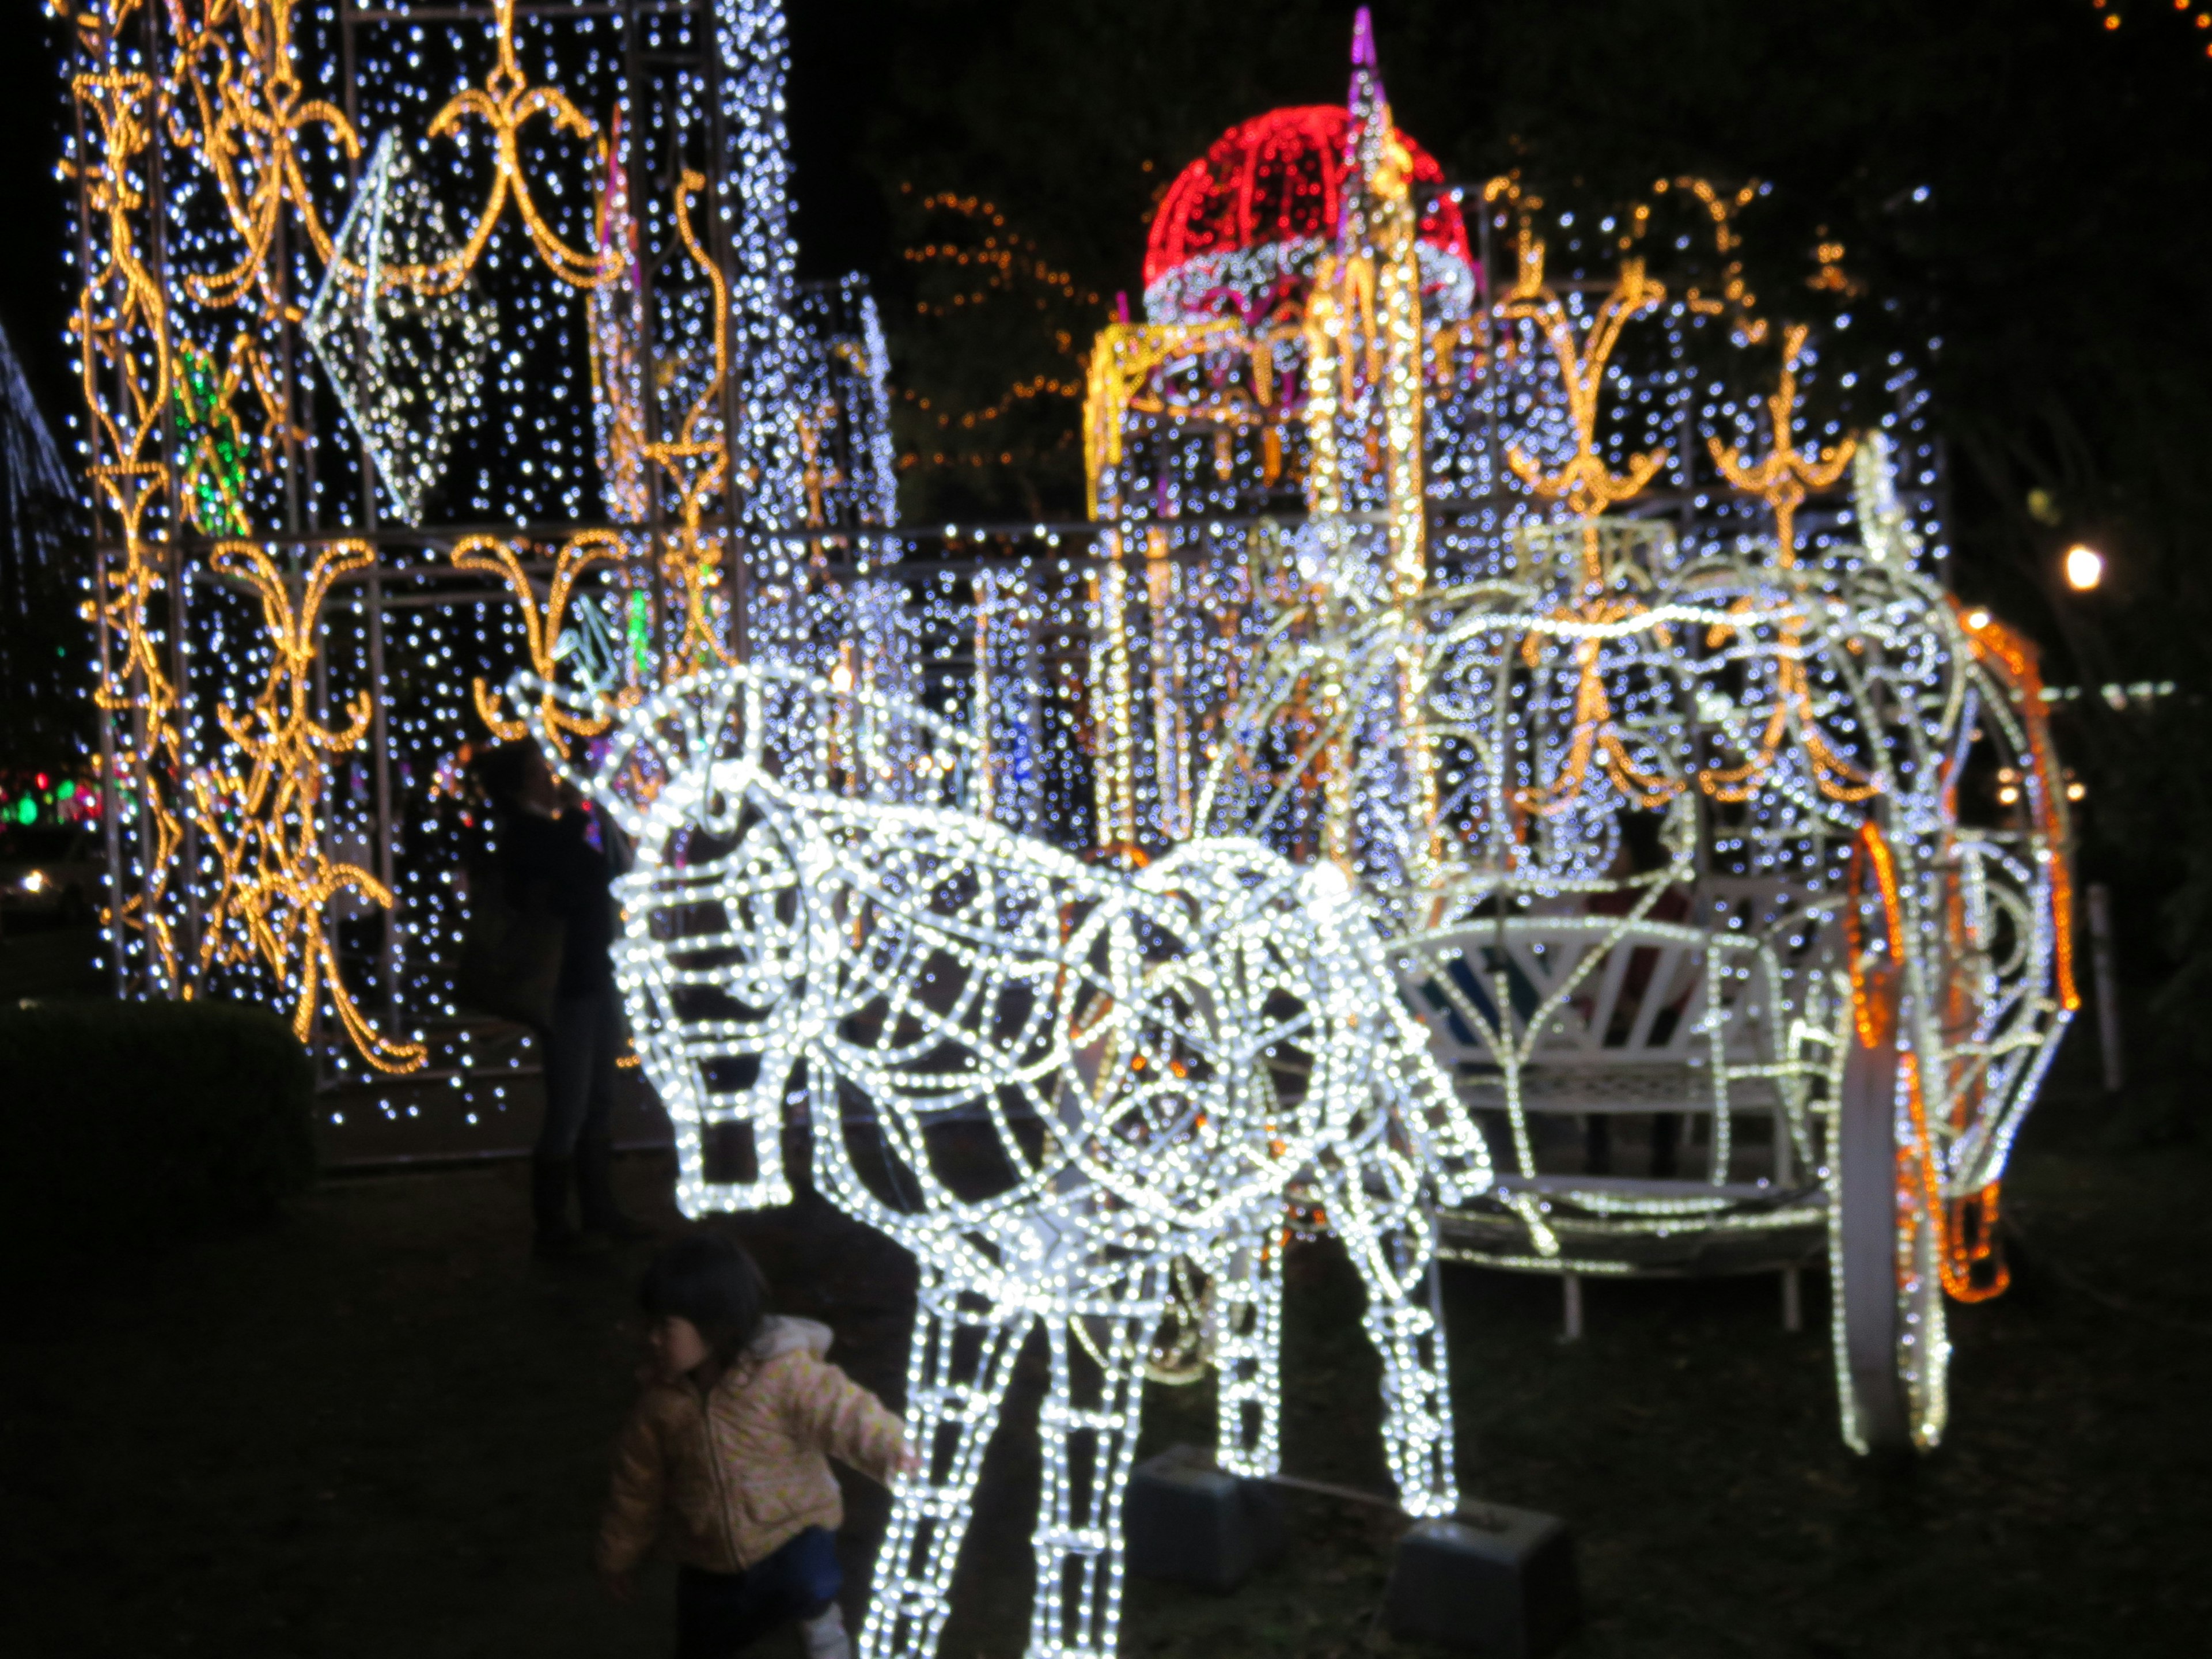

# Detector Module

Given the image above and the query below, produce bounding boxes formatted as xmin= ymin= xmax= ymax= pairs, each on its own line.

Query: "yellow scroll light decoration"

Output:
xmin=638 ymin=169 xmax=738 ymax=676
xmin=165 ymin=0 xmax=361 ymax=310
xmin=1494 ymin=238 xmax=1680 ymax=816
xmin=1660 ymin=175 xmax=1767 ymax=343
xmin=1707 ymin=323 xmax=1855 ymax=567
xmin=166 ymin=0 xmax=612 ymax=306
xmin=74 ymin=47 xmax=191 ymax=985
xmin=1499 ymin=244 xmax=1669 ymax=566
xmin=1508 ymin=594 xmax=1685 ymax=820
xmin=1698 ymin=326 xmax=1875 ymax=802
xmin=190 ymin=540 xmax=427 ymax=1073
xmin=456 ymin=533 xmax=628 ymax=748
xmin=1694 ymin=584 xmax=1878 ymax=804
xmin=400 ymin=0 xmax=619 ymax=293
xmin=1083 ymin=320 xmax=1249 ymax=517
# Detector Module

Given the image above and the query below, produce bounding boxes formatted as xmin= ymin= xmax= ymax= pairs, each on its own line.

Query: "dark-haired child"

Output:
xmin=597 ymin=1235 xmax=910 ymax=1659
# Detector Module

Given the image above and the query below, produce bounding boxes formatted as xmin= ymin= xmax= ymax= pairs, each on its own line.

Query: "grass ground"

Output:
xmin=3 ymin=1028 xmax=2207 ymax=1659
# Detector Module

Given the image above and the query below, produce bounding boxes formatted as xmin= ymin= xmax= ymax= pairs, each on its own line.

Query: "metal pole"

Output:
xmin=96 ymin=551 xmax=126 ymax=999
xmin=70 ymin=27 xmax=127 ymax=998
xmin=138 ymin=0 xmax=203 ymax=986
xmin=2087 ymin=881 xmax=2124 ymax=1094
xmin=366 ymin=567 xmax=399 ymax=1031
xmin=623 ymin=0 xmax=677 ymax=679
xmin=703 ymin=0 xmax=751 ymax=666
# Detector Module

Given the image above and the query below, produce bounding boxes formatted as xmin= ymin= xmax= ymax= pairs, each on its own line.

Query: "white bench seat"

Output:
xmin=1399 ymin=908 xmax=1824 ymax=1198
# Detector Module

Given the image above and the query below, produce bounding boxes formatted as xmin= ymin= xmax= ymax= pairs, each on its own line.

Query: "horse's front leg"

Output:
xmin=1206 ymin=1230 xmax=1286 ymax=1480
xmin=1321 ymin=1156 xmax=1459 ymax=1517
xmin=1028 ymin=1268 xmax=1166 ymax=1659
xmin=859 ymin=1274 xmax=1031 ymax=1659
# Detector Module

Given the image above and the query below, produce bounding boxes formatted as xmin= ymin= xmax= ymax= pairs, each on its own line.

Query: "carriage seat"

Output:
xmin=1398 ymin=911 xmax=1802 ymax=1182
xmin=1407 ymin=915 xmax=1787 ymax=1110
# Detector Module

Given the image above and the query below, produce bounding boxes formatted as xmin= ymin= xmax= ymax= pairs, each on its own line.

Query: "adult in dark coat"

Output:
xmin=475 ymin=740 xmax=652 ymax=1255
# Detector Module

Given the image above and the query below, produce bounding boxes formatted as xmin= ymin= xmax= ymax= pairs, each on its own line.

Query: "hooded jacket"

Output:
xmin=596 ymin=1316 xmax=906 ymax=1575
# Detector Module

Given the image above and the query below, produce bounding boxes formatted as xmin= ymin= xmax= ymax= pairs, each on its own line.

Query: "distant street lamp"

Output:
xmin=2064 ymin=544 xmax=2105 ymax=591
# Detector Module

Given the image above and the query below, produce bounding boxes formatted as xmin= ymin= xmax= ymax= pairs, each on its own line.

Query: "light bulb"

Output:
xmin=2063 ymin=544 xmax=2104 ymax=592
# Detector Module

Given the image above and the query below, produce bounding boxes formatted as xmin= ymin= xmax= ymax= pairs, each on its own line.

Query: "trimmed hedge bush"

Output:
xmin=0 ymin=998 xmax=316 ymax=1244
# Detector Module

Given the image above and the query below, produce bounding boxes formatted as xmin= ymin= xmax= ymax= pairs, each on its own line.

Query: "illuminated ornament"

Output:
xmin=305 ymin=132 xmax=497 ymax=527
xmin=536 ymin=661 xmax=1490 ymax=1659
xmin=60 ymin=0 xmax=2078 ymax=1474
xmin=1143 ymin=47 xmax=1474 ymax=331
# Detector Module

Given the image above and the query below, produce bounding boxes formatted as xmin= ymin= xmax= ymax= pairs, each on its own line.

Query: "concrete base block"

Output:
xmin=1384 ymin=1503 xmax=1579 ymax=1656
xmin=1122 ymin=1444 xmax=1285 ymax=1593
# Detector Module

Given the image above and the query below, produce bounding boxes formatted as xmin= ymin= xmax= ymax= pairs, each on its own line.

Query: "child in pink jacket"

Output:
xmin=599 ymin=1234 xmax=909 ymax=1659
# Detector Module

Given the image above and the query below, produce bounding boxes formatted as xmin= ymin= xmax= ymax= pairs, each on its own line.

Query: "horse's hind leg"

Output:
xmin=859 ymin=1274 xmax=1031 ymax=1659
xmin=1028 ymin=1270 xmax=1165 ymax=1658
xmin=1208 ymin=1230 xmax=1286 ymax=1479
xmin=1325 ymin=1158 xmax=1459 ymax=1517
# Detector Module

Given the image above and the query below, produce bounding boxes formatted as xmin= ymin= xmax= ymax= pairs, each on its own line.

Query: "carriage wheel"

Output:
xmin=1831 ymin=830 xmax=1952 ymax=1454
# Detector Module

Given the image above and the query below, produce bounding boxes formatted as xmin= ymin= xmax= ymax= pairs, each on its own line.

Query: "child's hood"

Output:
xmin=747 ymin=1314 xmax=833 ymax=1365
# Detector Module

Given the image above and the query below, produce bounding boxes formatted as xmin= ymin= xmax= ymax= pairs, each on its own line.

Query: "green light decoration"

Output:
xmin=171 ymin=340 xmax=251 ymax=536
xmin=626 ymin=589 xmax=652 ymax=680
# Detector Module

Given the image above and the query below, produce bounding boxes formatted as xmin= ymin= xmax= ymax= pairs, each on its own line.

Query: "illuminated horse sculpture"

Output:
xmin=540 ymin=663 xmax=1490 ymax=1659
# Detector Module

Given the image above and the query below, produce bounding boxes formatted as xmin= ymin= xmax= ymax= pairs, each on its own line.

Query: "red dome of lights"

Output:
xmin=1142 ymin=105 xmax=1475 ymax=325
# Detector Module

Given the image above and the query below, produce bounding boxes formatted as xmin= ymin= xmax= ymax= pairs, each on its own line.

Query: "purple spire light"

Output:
xmin=1346 ymin=6 xmax=1385 ymax=131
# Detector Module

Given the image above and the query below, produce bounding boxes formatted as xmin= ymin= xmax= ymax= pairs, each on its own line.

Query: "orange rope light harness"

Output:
xmin=1847 ymin=820 xmax=2010 ymax=1303
xmin=1953 ymin=603 xmax=2082 ymax=1014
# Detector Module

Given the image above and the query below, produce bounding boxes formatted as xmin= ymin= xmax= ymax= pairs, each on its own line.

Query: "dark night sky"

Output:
xmin=0 ymin=13 xmax=85 ymax=434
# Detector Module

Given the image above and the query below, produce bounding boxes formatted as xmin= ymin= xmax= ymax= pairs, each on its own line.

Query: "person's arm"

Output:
xmin=777 ymin=1354 xmax=908 ymax=1486
xmin=595 ymin=1399 xmax=668 ymax=1590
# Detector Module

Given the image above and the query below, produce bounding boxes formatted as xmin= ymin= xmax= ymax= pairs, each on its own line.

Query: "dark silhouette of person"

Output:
xmin=474 ymin=740 xmax=651 ymax=1256
xmin=1585 ymin=812 xmax=1692 ymax=1179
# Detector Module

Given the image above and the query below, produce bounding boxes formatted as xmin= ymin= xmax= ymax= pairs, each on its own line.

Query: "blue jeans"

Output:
xmin=675 ymin=1525 xmax=842 ymax=1659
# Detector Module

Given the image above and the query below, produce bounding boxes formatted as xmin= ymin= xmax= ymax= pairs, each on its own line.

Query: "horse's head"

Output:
xmin=537 ymin=662 xmax=986 ymax=1217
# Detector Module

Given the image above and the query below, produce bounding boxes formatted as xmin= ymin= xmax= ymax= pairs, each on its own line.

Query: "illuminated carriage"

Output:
xmin=1081 ymin=20 xmax=2078 ymax=1451
xmin=1191 ymin=486 xmax=2077 ymax=1453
